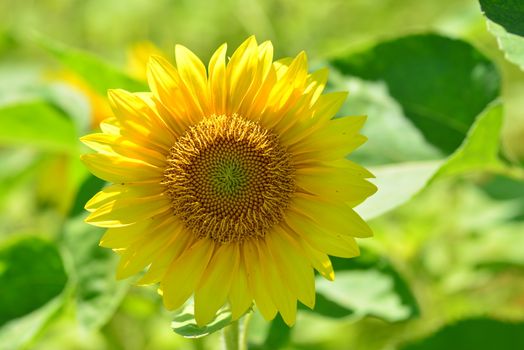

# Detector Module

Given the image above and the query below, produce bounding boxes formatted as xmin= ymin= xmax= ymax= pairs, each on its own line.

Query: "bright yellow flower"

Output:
xmin=81 ymin=36 xmax=377 ymax=326
xmin=127 ymin=41 xmax=166 ymax=81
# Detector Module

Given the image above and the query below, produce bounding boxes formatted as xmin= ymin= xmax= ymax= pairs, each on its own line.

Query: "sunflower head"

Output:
xmin=81 ymin=36 xmax=377 ymax=327
xmin=163 ymin=113 xmax=295 ymax=243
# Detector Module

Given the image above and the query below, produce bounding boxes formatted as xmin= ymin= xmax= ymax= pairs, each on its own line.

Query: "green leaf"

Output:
xmin=0 ymin=236 xmax=68 ymax=326
xmin=316 ymin=270 xmax=413 ymax=322
xmin=261 ymin=314 xmax=291 ymax=350
xmin=171 ymin=305 xmax=234 ymax=338
xmin=400 ymin=318 xmax=524 ymax=350
xmin=331 ymin=33 xmax=500 ymax=154
xmin=352 ymin=96 xmax=505 ymax=220
xmin=481 ymin=175 xmax=524 ymax=200
xmin=356 ymin=160 xmax=443 ymax=220
xmin=434 ymin=101 xmax=504 ymax=177
xmin=68 ymin=175 xmax=106 ymax=218
xmin=486 ymin=20 xmax=524 ymax=70
xmin=37 ymin=35 xmax=147 ymax=95
xmin=480 ymin=174 xmax=524 ymax=220
xmin=0 ymin=148 xmax=39 ymax=205
xmin=0 ymin=101 xmax=78 ymax=153
xmin=310 ymin=248 xmax=419 ymax=322
xmin=299 ymin=293 xmax=354 ymax=319
xmin=340 ymin=78 xmax=442 ymax=166
xmin=479 ymin=0 xmax=524 ymax=37
xmin=0 ymin=293 xmax=66 ymax=350
xmin=61 ymin=216 xmax=129 ymax=330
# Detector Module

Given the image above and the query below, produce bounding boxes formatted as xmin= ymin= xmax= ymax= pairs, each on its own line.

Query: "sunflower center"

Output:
xmin=163 ymin=115 xmax=295 ymax=243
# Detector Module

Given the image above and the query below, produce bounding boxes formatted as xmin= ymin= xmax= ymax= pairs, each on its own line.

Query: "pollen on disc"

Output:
xmin=163 ymin=114 xmax=295 ymax=243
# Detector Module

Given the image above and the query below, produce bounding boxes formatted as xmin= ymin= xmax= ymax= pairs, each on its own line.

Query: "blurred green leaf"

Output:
xmin=331 ymin=33 xmax=500 ymax=154
xmin=0 ymin=293 xmax=66 ymax=350
xmin=0 ymin=149 xmax=39 ymax=205
xmin=400 ymin=318 xmax=524 ymax=350
xmin=310 ymin=249 xmax=419 ymax=322
xmin=259 ymin=314 xmax=291 ymax=350
xmin=0 ymin=100 xmax=77 ymax=153
xmin=315 ymin=271 xmax=414 ymax=322
xmin=479 ymin=0 xmax=524 ymax=37
xmin=68 ymin=175 xmax=106 ymax=218
xmin=475 ymin=261 xmax=524 ymax=272
xmin=481 ymin=175 xmax=524 ymax=200
xmin=299 ymin=293 xmax=354 ymax=319
xmin=37 ymin=35 xmax=147 ymax=95
xmin=43 ymin=83 xmax=92 ymax=135
xmin=356 ymin=160 xmax=443 ymax=220
xmin=340 ymin=78 xmax=442 ymax=166
xmin=486 ymin=20 xmax=524 ymax=70
xmin=435 ymin=101 xmax=504 ymax=177
xmin=0 ymin=236 xmax=67 ymax=326
xmin=354 ymin=97 xmax=507 ymax=220
xmin=0 ymin=29 xmax=16 ymax=55
xmin=61 ymin=216 xmax=129 ymax=330
xmin=171 ymin=305 xmax=234 ymax=338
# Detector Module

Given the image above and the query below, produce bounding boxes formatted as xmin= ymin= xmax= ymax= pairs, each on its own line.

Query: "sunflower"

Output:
xmin=81 ymin=36 xmax=377 ymax=326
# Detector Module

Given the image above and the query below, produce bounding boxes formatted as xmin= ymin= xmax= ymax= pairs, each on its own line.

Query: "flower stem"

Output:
xmin=240 ymin=312 xmax=253 ymax=350
xmin=223 ymin=320 xmax=240 ymax=350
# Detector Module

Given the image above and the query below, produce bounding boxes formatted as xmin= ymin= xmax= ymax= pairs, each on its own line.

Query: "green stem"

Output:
xmin=191 ymin=338 xmax=206 ymax=350
xmin=239 ymin=312 xmax=253 ymax=350
xmin=223 ymin=320 xmax=240 ymax=350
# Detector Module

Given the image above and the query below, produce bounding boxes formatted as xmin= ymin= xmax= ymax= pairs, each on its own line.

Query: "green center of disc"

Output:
xmin=209 ymin=159 xmax=248 ymax=197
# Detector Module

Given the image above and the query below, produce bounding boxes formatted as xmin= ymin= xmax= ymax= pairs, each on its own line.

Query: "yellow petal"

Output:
xmin=147 ymin=55 xmax=198 ymax=125
xmin=226 ymin=36 xmax=259 ymax=114
xmin=161 ymin=238 xmax=214 ymax=310
xmin=108 ymin=89 xmax=174 ymax=152
xmin=85 ymin=183 xmax=164 ymax=212
xmin=236 ymin=41 xmax=275 ymax=117
xmin=257 ymin=240 xmax=297 ymax=326
xmin=267 ymin=51 xmax=308 ymax=110
xmin=116 ymin=216 xmax=179 ymax=279
xmin=297 ymin=235 xmax=335 ymax=281
xmin=175 ymin=44 xmax=210 ymax=115
xmin=273 ymin=57 xmax=293 ymax=77
xmin=296 ymin=166 xmax=377 ymax=206
xmin=100 ymin=219 xmax=151 ymax=248
xmin=137 ymin=224 xmax=194 ymax=285
xmin=228 ymin=254 xmax=253 ymax=321
xmin=243 ymin=240 xmax=277 ymax=320
xmin=137 ymin=92 xmax=187 ymax=137
xmin=278 ymin=91 xmax=347 ymax=147
xmin=268 ymin=68 xmax=330 ymax=138
xmin=312 ymin=91 xmax=349 ymax=123
xmin=85 ymin=192 xmax=170 ymax=227
xmin=81 ymin=133 xmax=167 ymax=168
xmin=99 ymin=117 xmax=121 ymax=135
xmin=80 ymin=153 xmax=163 ymax=184
xmin=291 ymin=116 xmax=367 ymax=162
xmin=286 ymin=207 xmax=361 ymax=258
xmin=208 ymin=43 xmax=228 ymax=115
xmin=293 ymin=196 xmax=373 ymax=238
xmin=259 ymin=52 xmax=309 ymax=130
xmin=194 ymin=244 xmax=239 ymax=326
xmin=244 ymin=64 xmax=277 ymax=121
xmin=304 ymin=68 xmax=329 ymax=107
xmin=267 ymin=227 xmax=316 ymax=309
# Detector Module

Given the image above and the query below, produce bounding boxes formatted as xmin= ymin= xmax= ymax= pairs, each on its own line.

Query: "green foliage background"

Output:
xmin=1 ymin=0 xmax=524 ymax=349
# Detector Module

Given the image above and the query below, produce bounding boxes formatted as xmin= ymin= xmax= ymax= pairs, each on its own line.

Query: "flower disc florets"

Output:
xmin=163 ymin=114 xmax=295 ymax=243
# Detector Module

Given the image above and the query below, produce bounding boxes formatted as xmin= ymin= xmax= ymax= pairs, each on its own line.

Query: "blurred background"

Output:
xmin=1 ymin=0 xmax=524 ymax=349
